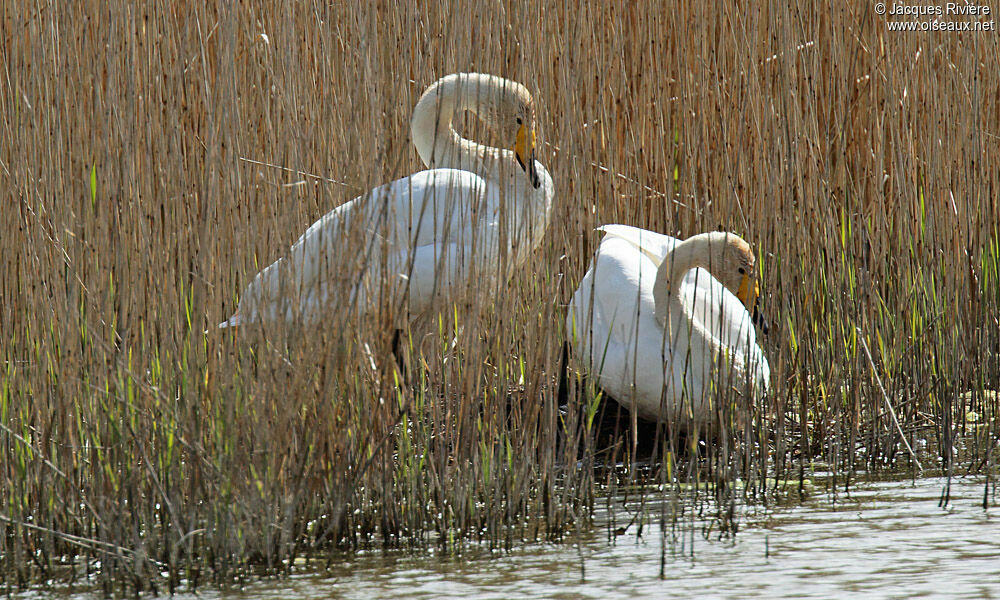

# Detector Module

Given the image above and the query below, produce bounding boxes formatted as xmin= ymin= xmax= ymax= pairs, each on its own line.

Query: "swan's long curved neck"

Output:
xmin=410 ymin=73 xmax=503 ymax=174
xmin=652 ymin=233 xmax=722 ymax=356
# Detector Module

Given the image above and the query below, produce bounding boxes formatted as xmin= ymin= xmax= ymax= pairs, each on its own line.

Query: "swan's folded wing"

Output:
xmin=280 ymin=169 xmax=493 ymax=295
xmin=399 ymin=242 xmax=494 ymax=318
xmin=570 ymin=236 xmax=660 ymax=371
xmin=393 ymin=169 xmax=495 ymax=249
xmin=570 ymin=234 xmax=688 ymax=419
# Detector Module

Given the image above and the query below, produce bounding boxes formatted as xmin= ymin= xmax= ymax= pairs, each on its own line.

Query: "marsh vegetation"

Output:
xmin=2 ymin=1 xmax=998 ymax=593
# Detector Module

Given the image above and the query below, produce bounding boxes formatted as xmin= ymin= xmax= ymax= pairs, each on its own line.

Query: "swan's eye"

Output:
xmin=738 ymin=267 xmax=746 ymax=275
xmin=516 ymin=117 xmax=523 ymax=125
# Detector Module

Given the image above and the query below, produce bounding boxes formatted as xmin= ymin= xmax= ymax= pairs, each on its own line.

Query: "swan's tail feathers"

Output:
xmin=218 ymin=311 xmax=241 ymax=329
xmin=595 ymin=224 xmax=642 ymax=238
xmin=595 ymin=224 xmax=672 ymax=264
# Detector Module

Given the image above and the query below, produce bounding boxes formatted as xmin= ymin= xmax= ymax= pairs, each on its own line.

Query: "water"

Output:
xmin=15 ymin=476 xmax=1000 ymax=599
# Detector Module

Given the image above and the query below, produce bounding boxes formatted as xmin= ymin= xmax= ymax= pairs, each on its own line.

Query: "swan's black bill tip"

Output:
xmin=753 ymin=305 xmax=769 ymax=336
xmin=516 ymin=152 xmax=541 ymax=189
xmin=528 ymin=163 xmax=541 ymax=189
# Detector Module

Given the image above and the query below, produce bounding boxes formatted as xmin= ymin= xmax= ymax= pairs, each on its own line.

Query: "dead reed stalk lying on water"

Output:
xmin=1 ymin=0 xmax=998 ymax=591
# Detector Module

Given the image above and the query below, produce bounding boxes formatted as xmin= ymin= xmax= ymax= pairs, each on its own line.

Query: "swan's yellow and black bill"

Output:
xmin=737 ymin=274 xmax=769 ymax=335
xmin=513 ymin=124 xmax=541 ymax=189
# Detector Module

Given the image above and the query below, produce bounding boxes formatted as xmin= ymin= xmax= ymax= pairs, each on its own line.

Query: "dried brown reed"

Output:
xmin=1 ymin=0 xmax=998 ymax=592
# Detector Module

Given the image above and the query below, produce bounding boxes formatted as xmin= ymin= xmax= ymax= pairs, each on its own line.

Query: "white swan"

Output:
xmin=566 ymin=225 xmax=769 ymax=423
xmin=221 ymin=74 xmax=554 ymax=329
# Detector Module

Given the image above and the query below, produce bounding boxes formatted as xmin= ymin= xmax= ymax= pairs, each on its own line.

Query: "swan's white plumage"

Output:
xmin=223 ymin=74 xmax=553 ymax=329
xmin=567 ymin=225 xmax=769 ymax=423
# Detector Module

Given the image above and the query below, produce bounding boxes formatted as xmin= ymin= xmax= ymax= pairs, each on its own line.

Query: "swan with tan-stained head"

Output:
xmin=222 ymin=73 xmax=553 ymax=329
xmin=567 ymin=225 xmax=769 ymax=423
